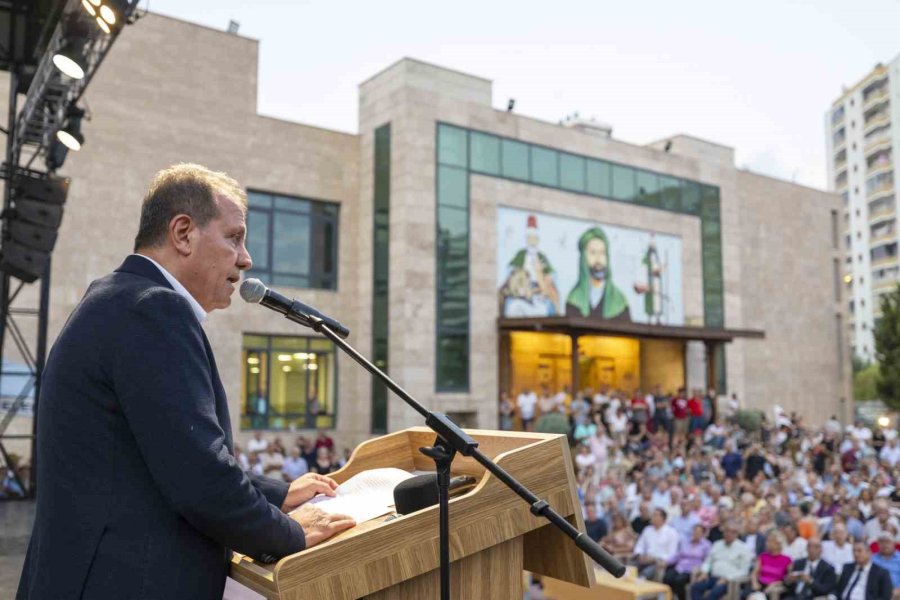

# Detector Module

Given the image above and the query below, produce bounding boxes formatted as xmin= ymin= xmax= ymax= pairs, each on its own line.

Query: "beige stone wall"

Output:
xmin=734 ymin=172 xmax=849 ymax=423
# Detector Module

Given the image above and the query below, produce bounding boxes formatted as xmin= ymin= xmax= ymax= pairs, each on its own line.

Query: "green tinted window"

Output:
xmin=470 ymin=132 xmax=500 ymax=175
xmin=531 ymin=147 xmax=559 ymax=187
xmin=586 ymin=160 xmax=612 ymax=197
xmin=437 ymin=166 xmax=468 ymax=209
xmin=560 ymin=153 xmax=586 ymax=192
xmin=659 ymin=176 xmax=682 ymax=212
xmin=682 ymin=181 xmax=701 ymax=214
xmin=636 ymin=170 xmax=660 ymax=205
xmin=437 ymin=124 xmax=467 ymax=167
xmin=612 ymin=165 xmax=635 ymax=201
xmin=501 ymin=139 xmax=529 ymax=180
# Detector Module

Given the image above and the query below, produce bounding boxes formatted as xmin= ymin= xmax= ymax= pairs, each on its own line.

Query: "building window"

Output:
xmin=247 ymin=191 xmax=339 ymax=289
xmin=371 ymin=124 xmax=391 ymax=433
xmin=241 ymin=334 xmax=337 ymax=430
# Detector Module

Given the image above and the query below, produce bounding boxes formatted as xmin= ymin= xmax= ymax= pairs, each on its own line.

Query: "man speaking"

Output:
xmin=17 ymin=164 xmax=355 ymax=599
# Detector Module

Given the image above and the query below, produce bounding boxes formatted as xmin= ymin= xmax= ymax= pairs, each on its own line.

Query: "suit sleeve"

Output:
xmin=247 ymin=472 xmax=291 ymax=508
xmin=810 ymin=563 xmax=837 ymax=596
xmin=111 ymin=289 xmax=305 ymax=561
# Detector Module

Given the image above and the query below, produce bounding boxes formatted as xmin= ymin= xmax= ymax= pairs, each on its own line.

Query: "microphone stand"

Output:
xmin=302 ymin=315 xmax=625 ymax=599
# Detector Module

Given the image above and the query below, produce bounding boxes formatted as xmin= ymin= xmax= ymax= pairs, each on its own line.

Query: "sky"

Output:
xmin=144 ymin=0 xmax=900 ymax=190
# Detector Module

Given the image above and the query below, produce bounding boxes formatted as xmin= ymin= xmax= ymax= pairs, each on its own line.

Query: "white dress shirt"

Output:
xmin=823 ymin=541 xmax=854 ymax=573
xmin=133 ymin=254 xmax=207 ymax=323
xmin=844 ymin=563 xmax=870 ymax=600
xmin=634 ymin=524 xmax=680 ymax=563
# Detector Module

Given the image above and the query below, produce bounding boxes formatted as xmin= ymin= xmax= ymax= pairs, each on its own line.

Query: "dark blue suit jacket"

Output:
xmin=17 ymin=255 xmax=305 ymax=599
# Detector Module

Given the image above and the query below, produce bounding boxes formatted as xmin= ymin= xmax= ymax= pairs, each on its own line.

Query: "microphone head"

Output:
xmin=240 ymin=278 xmax=267 ymax=304
xmin=393 ymin=474 xmax=438 ymax=515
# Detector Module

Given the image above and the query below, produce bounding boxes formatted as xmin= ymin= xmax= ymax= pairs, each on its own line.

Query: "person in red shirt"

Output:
xmin=671 ymin=388 xmax=689 ymax=441
xmin=687 ymin=392 xmax=704 ymax=435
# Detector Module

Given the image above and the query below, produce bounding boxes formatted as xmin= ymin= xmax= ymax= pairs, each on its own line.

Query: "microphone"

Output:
xmin=240 ymin=278 xmax=350 ymax=339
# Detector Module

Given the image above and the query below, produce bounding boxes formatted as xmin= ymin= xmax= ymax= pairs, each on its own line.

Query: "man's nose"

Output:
xmin=238 ymin=245 xmax=252 ymax=270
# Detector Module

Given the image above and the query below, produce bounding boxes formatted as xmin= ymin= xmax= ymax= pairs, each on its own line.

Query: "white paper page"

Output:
xmin=293 ymin=467 xmax=414 ymax=524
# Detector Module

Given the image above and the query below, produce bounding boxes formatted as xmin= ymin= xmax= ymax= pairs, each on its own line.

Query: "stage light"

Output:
xmin=250 ymin=367 xmax=260 ymax=374
xmin=878 ymin=416 xmax=890 ymax=428
xmin=81 ymin=0 xmax=97 ymax=16
xmin=277 ymin=354 xmax=292 ymax=362
xmin=99 ymin=5 xmax=116 ymax=25
xmin=56 ymin=106 xmax=86 ymax=151
xmin=99 ymin=1 xmax=130 ymax=28
xmin=52 ymin=44 xmax=86 ymax=80
xmin=282 ymin=366 xmax=292 ymax=372
xmin=247 ymin=357 xmax=259 ymax=365
xmin=96 ymin=17 xmax=110 ymax=34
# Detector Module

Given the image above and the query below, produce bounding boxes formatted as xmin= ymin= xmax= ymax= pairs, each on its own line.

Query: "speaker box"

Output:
xmin=0 ymin=240 xmax=49 ymax=283
xmin=9 ymin=220 xmax=58 ymax=252
xmin=15 ymin=199 xmax=64 ymax=228
xmin=14 ymin=175 xmax=69 ymax=205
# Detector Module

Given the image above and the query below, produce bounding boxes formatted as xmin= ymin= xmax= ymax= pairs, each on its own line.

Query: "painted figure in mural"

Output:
xmin=565 ymin=226 xmax=631 ymax=321
xmin=499 ymin=214 xmax=560 ymax=316
xmin=633 ymin=234 xmax=666 ymax=324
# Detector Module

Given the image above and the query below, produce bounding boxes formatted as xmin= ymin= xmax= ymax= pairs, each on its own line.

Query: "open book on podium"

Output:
xmin=229 ymin=427 xmax=596 ymax=599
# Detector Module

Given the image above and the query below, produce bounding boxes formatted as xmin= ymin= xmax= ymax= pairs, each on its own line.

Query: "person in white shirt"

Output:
xmin=879 ymin=439 xmax=900 ymax=468
xmin=783 ymin=523 xmax=809 ymax=561
xmin=864 ymin=501 xmax=900 ymax=543
xmin=517 ymin=388 xmax=538 ymax=431
xmin=823 ymin=523 xmax=856 ymax=573
xmin=247 ymin=431 xmax=268 ymax=453
xmin=633 ymin=508 xmax=680 ymax=581
xmin=282 ymin=446 xmax=309 ymax=481
xmin=691 ymin=524 xmax=754 ymax=600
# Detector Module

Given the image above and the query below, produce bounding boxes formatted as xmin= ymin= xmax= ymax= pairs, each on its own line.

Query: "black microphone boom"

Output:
xmin=239 ymin=278 xmax=350 ymax=339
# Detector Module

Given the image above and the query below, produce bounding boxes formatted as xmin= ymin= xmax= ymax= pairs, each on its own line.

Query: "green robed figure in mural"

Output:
xmin=565 ymin=226 xmax=631 ymax=322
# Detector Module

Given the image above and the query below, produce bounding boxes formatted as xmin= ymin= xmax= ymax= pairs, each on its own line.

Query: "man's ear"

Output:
xmin=169 ymin=214 xmax=195 ymax=256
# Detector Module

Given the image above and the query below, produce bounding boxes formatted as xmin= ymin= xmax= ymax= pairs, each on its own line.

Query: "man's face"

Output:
xmin=807 ymin=539 xmax=822 ymax=561
xmin=833 ymin=525 xmax=848 ymax=544
xmin=853 ymin=543 xmax=870 ymax=566
xmin=723 ymin=527 xmax=738 ymax=544
xmin=651 ymin=510 xmax=664 ymax=528
xmin=184 ymin=194 xmax=251 ymax=311
xmin=879 ymin=538 xmax=895 ymax=556
xmin=585 ymin=238 xmax=608 ymax=281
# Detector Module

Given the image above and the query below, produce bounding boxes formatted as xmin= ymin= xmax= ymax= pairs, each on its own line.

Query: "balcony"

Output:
xmin=867 ymin=161 xmax=894 ymax=177
xmin=869 ymin=204 xmax=896 ymax=223
xmin=864 ymin=86 xmax=889 ymax=109
xmin=864 ymin=113 xmax=891 ymax=135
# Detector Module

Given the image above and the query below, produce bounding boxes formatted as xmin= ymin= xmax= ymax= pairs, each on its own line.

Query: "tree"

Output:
xmin=874 ymin=284 xmax=900 ymax=410
xmin=854 ymin=363 xmax=879 ymax=401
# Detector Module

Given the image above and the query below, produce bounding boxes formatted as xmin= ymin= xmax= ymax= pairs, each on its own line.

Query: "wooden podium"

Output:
xmin=230 ymin=427 xmax=596 ymax=599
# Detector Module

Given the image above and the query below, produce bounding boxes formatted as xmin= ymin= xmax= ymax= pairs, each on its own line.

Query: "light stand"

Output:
xmin=300 ymin=314 xmax=625 ymax=599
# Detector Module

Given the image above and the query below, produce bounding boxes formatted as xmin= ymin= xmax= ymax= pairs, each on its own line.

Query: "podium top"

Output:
xmin=230 ymin=428 xmax=595 ymax=600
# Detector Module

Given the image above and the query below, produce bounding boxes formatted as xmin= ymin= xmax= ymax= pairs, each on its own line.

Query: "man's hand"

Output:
xmin=290 ymin=504 xmax=356 ymax=548
xmin=281 ymin=473 xmax=339 ymax=512
xmin=695 ymin=572 xmax=708 ymax=582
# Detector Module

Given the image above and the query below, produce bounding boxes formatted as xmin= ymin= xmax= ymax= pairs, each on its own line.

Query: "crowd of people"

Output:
xmin=512 ymin=384 xmax=900 ymax=600
xmin=233 ymin=429 xmax=352 ymax=482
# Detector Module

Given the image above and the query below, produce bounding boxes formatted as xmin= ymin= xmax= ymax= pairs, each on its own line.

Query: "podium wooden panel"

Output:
xmin=230 ymin=428 xmax=596 ymax=599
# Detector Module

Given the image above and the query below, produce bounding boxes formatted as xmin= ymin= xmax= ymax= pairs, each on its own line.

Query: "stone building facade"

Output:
xmin=0 ymin=14 xmax=850 ymax=458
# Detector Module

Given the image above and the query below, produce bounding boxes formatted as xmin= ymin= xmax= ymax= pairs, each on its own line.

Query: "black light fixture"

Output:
xmin=664 ymin=140 xmax=673 ymax=153
xmin=507 ymin=98 xmax=516 ymax=112
xmin=52 ymin=20 xmax=91 ymax=80
xmin=56 ymin=106 xmax=86 ymax=151
xmin=52 ymin=40 xmax=87 ymax=80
